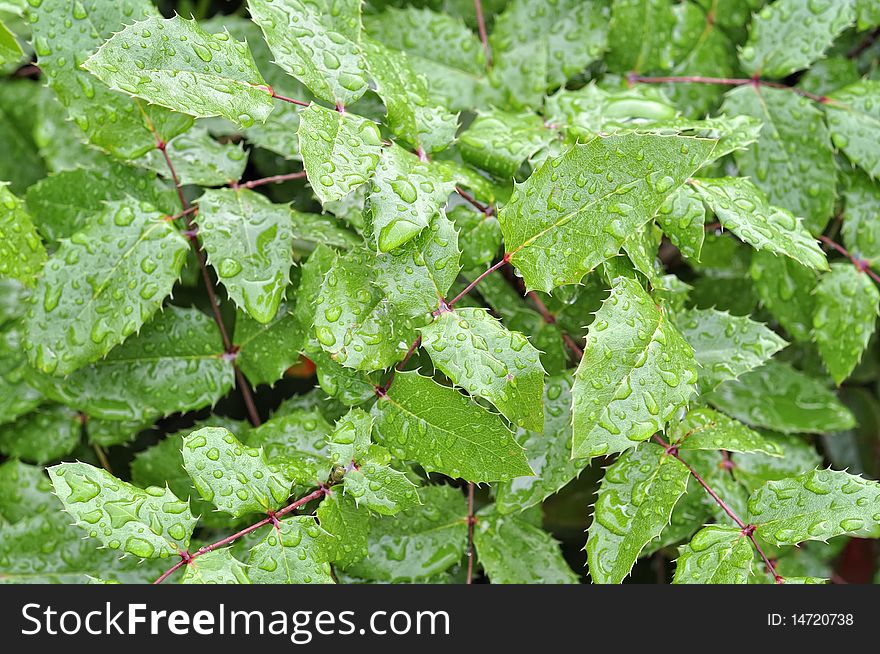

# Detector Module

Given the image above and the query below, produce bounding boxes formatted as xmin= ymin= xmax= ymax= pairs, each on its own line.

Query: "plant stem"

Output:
xmin=848 ymin=26 xmax=880 ymax=59
xmin=269 ymin=90 xmax=310 ymax=107
xmin=448 ymin=256 xmax=509 ymax=307
xmin=232 ymin=171 xmax=308 ymax=190
xmin=455 ymin=186 xmax=494 ymax=216
xmin=466 ymin=482 xmax=476 ymax=584
xmin=628 ymin=73 xmax=830 ymax=104
xmin=153 ymin=487 xmax=327 ymax=584
xmin=819 ymin=235 xmax=880 ymax=285
xmin=473 ymin=0 xmax=492 ymax=69
xmin=92 ymin=444 xmax=112 ymax=474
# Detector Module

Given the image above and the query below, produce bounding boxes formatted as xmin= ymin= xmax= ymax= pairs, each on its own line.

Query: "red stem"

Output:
xmin=628 ymin=74 xmax=829 ymax=104
xmin=449 ymin=257 xmax=509 ymax=307
xmin=455 ymin=186 xmax=494 ymax=216
xmin=465 ymin=482 xmax=476 ymax=584
xmin=819 ymin=236 xmax=880 ymax=285
xmin=270 ymin=90 xmax=310 ymax=107
xmin=153 ymin=488 xmax=327 ymax=584
xmin=473 ymin=0 xmax=492 ymax=69
xmin=232 ymin=171 xmax=308 ymax=190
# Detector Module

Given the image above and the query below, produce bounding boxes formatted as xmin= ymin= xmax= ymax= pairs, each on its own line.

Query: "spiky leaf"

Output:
xmin=669 ymin=407 xmax=784 ymax=456
xmin=673 ymin=526 xmax=754 ymax=584
xmin=247 ymin=516 xmax=334 ymax=584
xmin=0 ymin=183 xmax=46 ymax=286
xmin=826 ymin=80 xmax=880 ymax=179
xmin=181 ymin=549 xmax=250 ymax=584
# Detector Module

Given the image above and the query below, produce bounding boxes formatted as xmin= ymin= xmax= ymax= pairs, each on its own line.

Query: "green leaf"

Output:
xmin=0 ymin=18 xmax=22 ymax=65
xmin=856 ymin=0 xmax=880 ymax=28
xmin=812 ymin=263 xmax=880 ymax=384
xmin=450 ymin=205 xmax=502 ymax=270
xmin=458 ymin=108 xmax=553 ymax=179
xmin=841 ymin=168 xmax=880 ymax=264
xmin=749 ymin=251 xmax=818 ymax=342
xmin=362 ymin=39 xmax=458 ymax=154
xmin=669 ymin=407 xmax=784 ymax=456
xmin=826 ymin=80 xmax=880 ymax=178
xmin=656 ymin=184 xmax=705 ymax=262
xmin=235 ymin=302 xmax=305 ymax=387
xmin=246 ymin=409 xmax=333 ymax=485
xmin=197 ymin=188 xmax=294 ymax=323
xmin=182 ymin=427 xmax=294 ymax=517
xmin=33 ymin=307 xmax=234 ymax=422
xmin=347 ymin=484 xmax=466 ymax=582
xmin=0 ymin=405 xmax=81 ymax=464
xmin=739 ymin=0 xmax=855 ymax=78
xmin=343 ymin=461 xmax=420 ymax=516
xmin=0 ymin=459 xmax=55 ymax=524
xmin=247 ymin=516 xmax=334 ymax=584
xmin=48 ymin=462 xmax=196 ymax=559
xmin=0 ymin=183 xmax=46 ymax=286
xmin=24 ymin=199 xmax=189 ymax=375
xmin=181 ymin=549 xmax=250 ymax=584
xmin=748 ymin=468 xmax=880 ymax=546
xmin=734 ymin=433 xmax=824 ymax=490
xmin=316 ymin=490 xmax=370 ymax=568
xmin=29 ymin=0 xmax=193 ymax=159
xmin=587 ymin=442 xmax=690 ymax=584
xmin=473 ymin=509 xmax=578 ymax=584
xmin=247 ymin=0 xmax=368 ymax=107
xmin=545 ymin=83 xmax=677 ymax=137
xmin=673 ymin=526 xmax=754 ymax=584
xmin=373 ymin=371 xmax=532 ymax=482
xmin=690 ymin=177 xmax=828 ymax=270
xmin=327 ymin=408 xmax=372 ymax=466
xmin=367 ymin=144 xmax=455 ymax=251
xmin=83 ymin=16 xmax=274 ymax=128
xmin=136 ymin=127 xmax=248 ymax=186
xmin=721 ymin=86 xmax=836 ymax=235
xmin=675 ymin=307 xmax=788 ymax=392
xmin=707 ymin=360 xmax=855 ymax=434
xmin=500 ymin=132 xmax=717 ymax=292
xmin=420 ymin=307 xmax=545 ymax=431
xmin=298 ymin=104 xmax=383 ymax=204
xmin=573 ymin=277 xmax=698 ymax=459
xmin=607 ymin=0 xmax=677 ymax=73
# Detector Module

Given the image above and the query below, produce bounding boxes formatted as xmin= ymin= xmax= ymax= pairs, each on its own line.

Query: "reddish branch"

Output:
xmin=819 ymin=236 xmax=880 ymax=285
xmin=473 ymin=0 xmax=492 ymax=69
xmin=231 ymin=171 xmax=308 ymax=190
xmin=154 ymin=487 xmax=328 ymax=584
xmin=527 ymin=291 xmax=584 ymax=359
xmin=627 ymin=73 xmax=830 ymax=104
xmin=455 ymin=186 xmax=494 ymax=216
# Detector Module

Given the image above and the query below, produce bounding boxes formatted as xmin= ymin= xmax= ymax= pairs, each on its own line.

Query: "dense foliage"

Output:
xmin=2 ymin=0 xmax=880 ymax=585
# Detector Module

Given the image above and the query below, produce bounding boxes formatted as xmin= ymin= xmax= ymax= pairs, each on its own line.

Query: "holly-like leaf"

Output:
xmin=675 ymin=307 xmax=788 ymax=392
xmin=690 ymin=177 xmax=828 ymax=270
xmin=420 ymin=307 xmax=545 ymax=432
xmin=656 ymin=184 xmax=705 ymax=262
xmin=136 ymin=127 xmax=248 ymax=186
xmin=721 ymin=86 xmax=836 ymax=235
xmin=372 ymin=371 xmax=532 ymax=482
xmin=451 ymin=205 xmax=502 ymax=270
xmin=458 ymin=109 xmax=554 ymax=179
xmin=0 ymin=405 xmax=81 ymax=464
xmin=181 ymin=549 xmax=250 ymax=584
xmin=367 ymin=144 xmax=455 ymax=252
xmin=246 ymin=410 xmax=333 ymax=485
xmin=182 ymin=427 xmax=294 ymax=518
xmin=235 ymin=302 xmax=305 ymax=387
xmin=29 ymin=0 xmax=193 ymax=159
xmin=473 ymin=509 xmax=578 ymax=584
xmin=0 ymin=183 xmax=46 ymax=286
xmin=316 ymin=490 xmax=370 ymax=568
xmin=748 ymin=468 xmax=880 ymax=546
xmin=247 ymin=516 xmax=334 ymax=584
xmin=812 ymin=263 xmax=880 ymax=385
xmin=606 ymin=0 xmax=676 ymax=73
xmin=706 ymin=360 xmax=855 ymax=434
xmin=33 ymin=307 xmax=234 ymax=422
xmin=826 ymin=80 xmax=880 ymax=178
xmin=673 ymin=526 xmax=754 ymax=584
xmin=343 ymin=461 xmax=420 ymax=516
xmin=83 ymin=16 xmax=274 ymax=128
xmin=669 ymin=407 xmax=784 ymax=456
xmin=327 ymin=408 xmax=372 ymax=467
xmin=247 ymin=0 xmax=368 ymax=107
xmin=499 ymin=132 xmax=717 ymax=292
xmin=572 ymin=277 xmax=698 ymax=459
xmin=298 ymin=104 xmax=384 ymax=204
xmin=347 ymin=485 xmax=466 ymax=582
xmin=24 ymin=199 xmax=189 ymax=375
xmin=48 ymin=462 xmax=196 ymax=559
xmin=739 ymin=0 xmax=855 ymax=78
xmin=587 ymin=442 xmax=690 ymax=584
xmin=197 ymin=188 xmax=294 ymax=323
xmin=0 ymin=459 xmax=55 ymax=524
xmin=841 ymin=169 xmax=880 ymax=264
xmin=749 ymin=251 xmax=818 ymax=342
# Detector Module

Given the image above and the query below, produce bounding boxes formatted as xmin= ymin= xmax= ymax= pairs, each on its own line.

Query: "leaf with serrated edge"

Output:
xmin=827 ymin=81 xmax=880 ymax=180
xmin=0 ymin=183 xmax=46 ymax=286
xmin=458 ymin=108 xmax=553 ymax=179
xmin=317 ymin=491 xmax=370 ymax=568
xmin=421 ymin=307 xmax=545 ymax=432
xmin=343 ymin=461 xmax=420 ymax=516
xmin=655 ymin=185 xmax=705 ymax=262
xmin=183 ymin=427 xmax=294 ymax=517
xmin=247 ymin=516 xmax=334 ymax=584
xmin=673 ymin=526 xmax=754 ymax=584
xmin=500 ymin=133 xmax=716 ymax=292
xmin=247 ymin=0 xmax=368 ymax=107
xmin=691 ymin=177 xmax=827 ymax=270
xmin=83 ymin=16 xmax=273 ymax=128
xmin=298 ymin=104 xmax=383 ymax=204
xmin=841 ymin=168 xmax=880 ymax=264
xmin=0 ymin=460 xmax=56 ymax=524
xmin=748 ymin=468 xmax=880 ymax=546
xmin=669 ymin=407 xmax=783 ymax=456
xmin=48 ymin=462 xmax=196 ymax=559
xmin=24 ymin=199 xmax=189 ymax=375
xmin=573 ymin=277 xmax=698 ymax=459
xmin=198 ymin=188 xmax=294 ymax=324
xmin=235 ymin=302 xmax=305 ymax=387
xmin=372 ymin=371 xmax=532 ymax=482
xmin=749 ymin=251 xmax=818 ymax=343
xmin=812 ymin=263 xmax=880 ymax=385
xmin=327 ymin=408 xmax=372 ymax=467
xmin=675 ymin=307 xmax=787 ymax=392
xmin=587 ymin=442 xmax=690 ymax=584
xmin=136 ymin=127 xmax=248 ymax=186
xmin=0 ymin=405 xmax=81 ymax=464
xmin=706 ymin=360 xmax=855 ymax=434
xmin=474 ymin=509 xmax=578 ymax=584
xmin=182 ymin=549 xmax=250 ymax=584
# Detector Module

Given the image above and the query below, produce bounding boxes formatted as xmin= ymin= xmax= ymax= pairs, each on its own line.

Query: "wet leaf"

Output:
xmin=669 ymin=407 xmax=784 ymax=456
xmin=826 ymin=80 xmax=880 ymax=178
xmin=247 ymin=516 xmax=334 ymax=584
xmin=181 ymin=549 xmax=250 ymax=584
xmin=0 ymin=183 xmax=46 ymax=286
xmin=673 ymin=526 xmax=754 ymax=584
